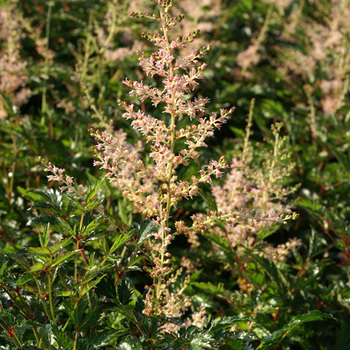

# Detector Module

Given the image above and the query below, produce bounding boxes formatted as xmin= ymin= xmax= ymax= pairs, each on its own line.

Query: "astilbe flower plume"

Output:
xmin=275 ymin=0 xmax=350 ymax=116
xmin=193 ymin=119 xmax=300 ymax=265
xmin=91 ymin=0 xmax=233 ymax=318
xmin=0 ymin=3 xmax=31 ymax=118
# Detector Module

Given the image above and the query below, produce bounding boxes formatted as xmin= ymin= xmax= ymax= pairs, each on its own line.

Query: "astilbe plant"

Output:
xmin=189 ymin=103 xmax=300 ymax=261
xmin=1 ymin=1 xmax=337 ymax=349
xmin=91 ymin=0 xmax=290 ymax=323
xmin=91 ymin=0 xmax=233 ymax=319
xmin=0 ymin=1 xmax=31 ymax=119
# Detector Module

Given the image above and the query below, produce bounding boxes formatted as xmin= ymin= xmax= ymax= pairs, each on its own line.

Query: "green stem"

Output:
xmin=41 ymin=1 xmax=53 ymax=119
xmin=33 ymin=277 xmax=51 ymax=321
xmin=242 ymin=98 xmax=255 ymax=159
xmin=47 ymin=271 xmax=56 ymax=323
xmin=75 ymin=211 xmax=85 ymax=281
xmin=0 ymin=321 xmax=20 ymax=347
xmin=154 ymin=5 xmax=176 ymax=303
xmin=262 ymin=129 xmax=279 ymax=210
xmin=73 ymin=326 xmax=79 ymax=350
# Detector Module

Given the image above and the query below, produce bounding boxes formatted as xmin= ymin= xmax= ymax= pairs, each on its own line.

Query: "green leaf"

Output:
xmin=210 ymin=316 xmax=253 ymax=333
xmin=327 ymin=143 xmax=350 ymax=171
xmin=240 ymin=0 xmax=253 ymax=11
xmin=256 ymin=225 xmax=279 ymax=242
xmin=17 ymin=272 xmax=35 ymax=285
xmin=118 ymin=197 xmax=133 ymax=225
xmin=137 ymin=221 xmax=157 ymax=244
xmin=199 ymin=188 xmax=218 ymax=211
xmin=79 ymin=298 xmax=101 ymax=331
xmin=257 ymin=310 xmax=334 ymax=349
xmin=0 ymin=260 xmax=8 ymax=277
xmin=86 ymin=177 xmax=104 ymax=203
xmin=51 ymin=251 xmax=76 ymax=267
xmin=192 ymin=281 xmax=225 ymax=295
xmin=251 ymin=255 xmax=286 ymax=293
xmin=51 ymin=324 xmax=73 ymax=349
xmin=118 ymin=337 xmax=144 ymax=350
xmin=27 ymin=214 xmax=60 ymax=227
xmin=229 ymin=126 xmax=245 ymax=137
xmin=30 ymin=262 xmax=45 ymax=272
xmin=17 ymin=186 xmax=42 ymax=202
xmin=79 ymin=274 xmax=107 ymax=298
xmin=96 ymin=278 xmax=117 ymax=300
xmin=39 ymin=223 xmax=50 ymax=248
xmin=203 ymin=232 xmax=231 ymax=251
xmin=190 ymin=332 xmax=215 ymax=349
xmin=110 ymin=231 xmax=134 ymax=255
xmin=28 ymin=246 xmax=51 ymax=256
xmin=27 ymin=189 xmax=63 ymax=210
xmin=50 ymin=237 xmax=73 ymax=254
xmin=117 ymin=279 xmax=133 ymax=305
xmin=56 ymin=217 xmax=74 ymax=235
xmin=125 ymin=253 xmax=144 ymax=270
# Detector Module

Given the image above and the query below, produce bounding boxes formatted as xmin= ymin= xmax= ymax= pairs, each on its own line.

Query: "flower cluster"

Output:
xmin=195 ymin=121 xmax=300 ymax=263
xmin=92 ymin=0 xmax=233 ymax=317
xmin=0 ymin=3 xmax=31 ymax=118
xmin=277 ymin=0 xmax=350 ymax=115
xmin=39 ymin=157 xmax=84 ymax=199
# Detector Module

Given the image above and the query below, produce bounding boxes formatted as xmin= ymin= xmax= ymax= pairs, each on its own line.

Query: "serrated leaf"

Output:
xmin=30 ymin=262 xmax=45 ymax=272
xmin=125 ymin=252 xmax=144 ymax=268
xmin=110 ymin=231 xmax=134 ymax=255
xmin=84 ymin=199 xmax=101 ymax=211
xmin=257 ymin=310 xmax=334 ymax=349
xmin=56 ymin=217 xmax=74 ymax=234
xmin=27 ymin=214 xmax=60 ymax=227
xmin=50 ymin=237 xmax=73 ymax=254
xmin=17 ymin=272 xmax=36 ymax=285
xmin=86 ymin=178 xmax=104 ymax=202
xmin=117 ymin=279 xmax=133 ymax=305
xmin=79 ymin=274 xmax=107 ymax=298
xmin=192 ymin=281 xmax=225 ymax=295
xmin=88 ymin=330 xmax=115 ymax=347
xmin=52 ymin=251 xmax=76 ymax=267
xmin=251 ymin=255 xmax=285 ymax=293
xmin=203 ymin=232 xmax=231 ymax=251
xmin=118 ymin=338 xmax=144 ymax=350
xmin=137 ymin=221 xmax=157 ymax=244
xmin=256 ymin=225 xmax=279 ymax=242
xmin=135 ymin=296 xmax=145 ymax=314
xmin=96 ymin=278 xmax=117 ymax=300
xmin=28 ymin=189 xmax=63 ymax=210
xmin=17 ymin=186 xmax=42 ymax=201
xmin=210 ymin=316 xmax=253 ymax=333
xmin=80 ymin=302 xmax=101 ymax=331
xmin=0 ymin=260 xmax=8 ymax=277
xmin=81 ymin=218 xmax=100 ymax=236
xmin=52 ymin=324 xmax=73 ymax=349
xmin=28 ymin=246 xmax=51 ymax=256
xmin=39 ymin=223 xmax=50 ymax=248
xmin=199 ymin=189 xmax=218 ymax=211
xmin=118 ymin=197 xmax=132 ymax=225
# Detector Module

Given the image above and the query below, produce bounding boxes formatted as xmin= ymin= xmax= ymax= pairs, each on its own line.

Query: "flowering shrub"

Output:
xmin=0 ymin=0 xmax=345 ymax=349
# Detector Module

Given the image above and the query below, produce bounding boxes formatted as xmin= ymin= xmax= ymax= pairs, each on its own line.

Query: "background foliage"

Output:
xmin=0 ymin=0 xmax=349 ymax=349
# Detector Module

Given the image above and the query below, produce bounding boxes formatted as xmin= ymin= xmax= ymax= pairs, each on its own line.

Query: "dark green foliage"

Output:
xmin=1 ymin=0 xmax=349 ymax=348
